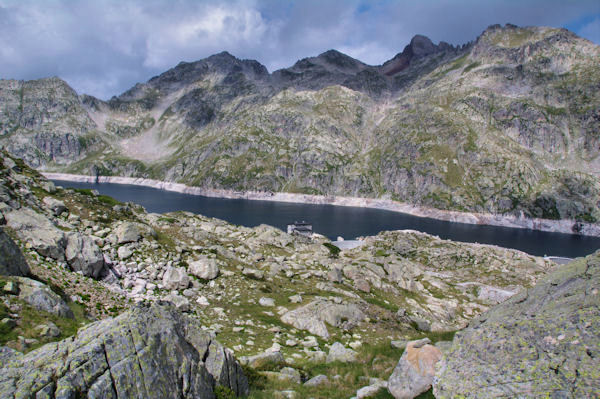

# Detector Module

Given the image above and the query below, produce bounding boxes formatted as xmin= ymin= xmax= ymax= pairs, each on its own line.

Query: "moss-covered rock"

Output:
xmin=433 ymin=251 xmax=600 ymax=398
xmin=0 ymin=302 xmax=249 ymax=398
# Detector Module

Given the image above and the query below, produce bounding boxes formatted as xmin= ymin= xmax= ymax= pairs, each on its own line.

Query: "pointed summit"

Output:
xmin=381 ymin=34 xmax=451 ymax=76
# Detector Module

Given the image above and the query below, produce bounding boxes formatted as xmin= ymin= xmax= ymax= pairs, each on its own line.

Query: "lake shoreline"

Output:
xmin=43 ymin=172 xmax=600 ymax=238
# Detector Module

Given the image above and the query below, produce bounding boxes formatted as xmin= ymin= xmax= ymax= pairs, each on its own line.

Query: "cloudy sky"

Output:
xmin=1 ymin=0 xmax=598 ymax=99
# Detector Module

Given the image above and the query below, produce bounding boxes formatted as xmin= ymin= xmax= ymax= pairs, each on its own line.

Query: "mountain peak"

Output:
xmin=409 ymin=35 xmax=436 ymax=57
xmin=381 ymin=34 xmax=450 ymax=76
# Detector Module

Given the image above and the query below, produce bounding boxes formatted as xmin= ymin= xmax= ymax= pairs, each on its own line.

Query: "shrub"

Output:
xmin=323 ymin=242 xmax=341 ymax=258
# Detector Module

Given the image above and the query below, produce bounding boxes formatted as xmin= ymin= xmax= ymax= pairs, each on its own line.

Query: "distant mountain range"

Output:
xmin=1 ymin=23 xmax=599 ymax=225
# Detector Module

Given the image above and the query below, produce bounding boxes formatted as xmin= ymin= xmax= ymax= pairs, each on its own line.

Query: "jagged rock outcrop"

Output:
xmin=5 ymin=207 xmax=67 ymax=260
xmin=433 ymin=251 xmax=600 ymax=398
xmin=65 ymin=232 xmax=105 ymax=278
xmin=0 ymin=227 xmax=30 ymax=276
xmin=0 ymin=302 xmax=248 ymax=398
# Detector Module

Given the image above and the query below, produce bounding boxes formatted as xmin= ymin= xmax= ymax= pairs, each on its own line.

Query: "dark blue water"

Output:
xmin=52 ymin=180 xmax=600 ymax=258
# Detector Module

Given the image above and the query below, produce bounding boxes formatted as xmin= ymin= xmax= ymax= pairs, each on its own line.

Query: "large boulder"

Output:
xmin=280 ymin=299 xmax=365 ymax=339
xmin=0 ymin=302 xmax=249 ymax=398
xmin=162 ymin=266 xmax=190 ymax=290
xmin=5 ymin=208 xmax=66 ymax=260
xmin=433 ymin=251 xmax=600 ymax=398
xmin=65 ymin=232 xmax=105 ymax=278
xmin=0 ymin=227 xmax=30 ymax=276
xmin=114 ymin=222 xmax=143 ymax=244
xmin=326 ymin=342 xmax=358 ymax=363
xmin=42 ymin=197 xmax=67 ymax=216
xmin=388 ymin=338 xmax=441 ymax=399
xmin=189 ymin=256 xmax=219 ymax=280
xmin=16 ymin=277 xmax=74 ymax=318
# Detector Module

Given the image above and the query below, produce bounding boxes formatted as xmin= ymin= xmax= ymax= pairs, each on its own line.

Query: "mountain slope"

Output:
xmin=0 ymin=23 xmax=599 ymax=226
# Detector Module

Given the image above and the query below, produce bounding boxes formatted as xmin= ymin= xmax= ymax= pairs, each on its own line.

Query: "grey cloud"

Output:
xmin=0 ymin=0 xmax=597 ymax=99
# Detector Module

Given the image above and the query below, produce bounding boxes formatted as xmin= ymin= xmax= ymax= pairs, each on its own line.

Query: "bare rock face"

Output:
xmin=42 ymin=197 xmax=67 ymax=216
xmin=5 ymin=208 xmax=66 ymax=260
xmin=65 ymin=232 xmax=105 ymax=278
xmin=0 ymin=302 xmax=249 ymax=398
xmin=326 ymin=342 xmax=358 ymax=363
xmin=0 ymin=227 xmax=30 ymax=276
xmin=114 ymin=222 xmax=143 ymax=244
xmin=280 ymin=299 xmax=365 ymax=339
xmin=388 ymin=338 xmax=442 ymax=399
xmin=433 ymin=251 xmax=600 ymax=398
xmin=162 ymin=266 xmax=190 ymax=290
xmin=16 ymin=276 xmax=74 ymax=318
xmin=189 ymin=256 xmax=220 ymax=280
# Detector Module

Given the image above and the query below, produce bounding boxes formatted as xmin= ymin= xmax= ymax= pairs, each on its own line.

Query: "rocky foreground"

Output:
xmin=434 ymin=249 xmax=600 ymax=397
xmin=0 ymin=302 xmax=248 ymax=398
xmin=1 ymin=150 xmax=598 ymax=398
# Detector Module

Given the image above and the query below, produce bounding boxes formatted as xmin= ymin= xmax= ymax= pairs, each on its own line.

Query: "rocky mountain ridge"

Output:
xmin=1 ymin=23 xmax=599 ymax=229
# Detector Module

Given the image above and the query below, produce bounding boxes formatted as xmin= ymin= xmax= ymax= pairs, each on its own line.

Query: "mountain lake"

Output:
xmin=52 ymin=180 xmax=600 ymax=258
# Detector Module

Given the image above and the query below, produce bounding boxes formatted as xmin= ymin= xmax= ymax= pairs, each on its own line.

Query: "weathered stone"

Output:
xmin=114 ymin=222 xmax=142 ymax=244
xmin=117 ymin=246 xmax=133 ymax=260
xmin=3 ymin=280 xmax=19 ymax=295
xmin=16 ymin=277 xmax=74 ymax=318
xmin=242 ymin=267 xmax=264 ymax=280
xmin=40 ymin=181 xmax=56 ymax=193
xmin=268 ymin=367 xmax=301 ymax=384
xmin=0 ymin=302 xmax=249 ymax=398
xmin=327 ymin=268 xmax=343 ymax=283
xmin=0 ymin=227 xmax=30 ymax=276
xmin=162 ymin=266 xmax=189 ymax=290
xmin=242 ymin=350 xmax=285 ymax=369
xmin=35 ymin=322 xmax=61 ymax=338
xmin=280 ymin=299 xmax=365 ymax=339
xmin=327 ymin=342 xmax=358 ymax=363
xmin=433 ymin=251 xmax=600 ymax=398
xmin=388 ymin=339 xmax=442 ymax=399
xmin=65 ymin=232 xmax=105 ymax=278
xmin=5 ymin=208 xmax=66 ymax=260
xmin=390 ymin=340 xmax=407 ymax=349
xmin=164 ymin=292 xmax=190 ymax=312
xmin=189 ymin=256 xmax=219 ymax=280
xmin=357 ymin=380 xmax=387 ymax=399
xmin=42 ymin=197 xmax=66 ymax=216
xmin=354 ymin=278 xmax=370 ymax=293
xmin=304 ymin=374 xmax=329 ymax=387
xmin=409 ymin=315 xmax=431 ymax=332
xmin=259 ymin=297 xmax=275 ymax=307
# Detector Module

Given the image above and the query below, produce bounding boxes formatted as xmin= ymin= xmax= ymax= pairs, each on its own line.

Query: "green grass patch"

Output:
xmin=97 ymin=194 xmax=121 ymax=207
xmin=74 ymin=188 xmax=95 ymax=196
xmin=462 ymin=62 xmax=481 ymax=74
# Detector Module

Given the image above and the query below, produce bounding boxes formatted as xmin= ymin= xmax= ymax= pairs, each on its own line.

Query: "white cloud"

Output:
xmin=143 ymin=4 xmax=270 ymax=69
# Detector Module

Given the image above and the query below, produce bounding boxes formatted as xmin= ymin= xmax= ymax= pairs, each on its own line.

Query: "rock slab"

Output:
xmin=433 ymin=251 xmax=600 ymax=398
xmin=0 ymin=227 xmax=30 ymax=276
xmin=0 ymin=302 xmax=248 ymax=398
xmin=189 ymin=256 xmax=219 ymax=280
xmin=388 ymin=338 xmax=441 ymax=399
